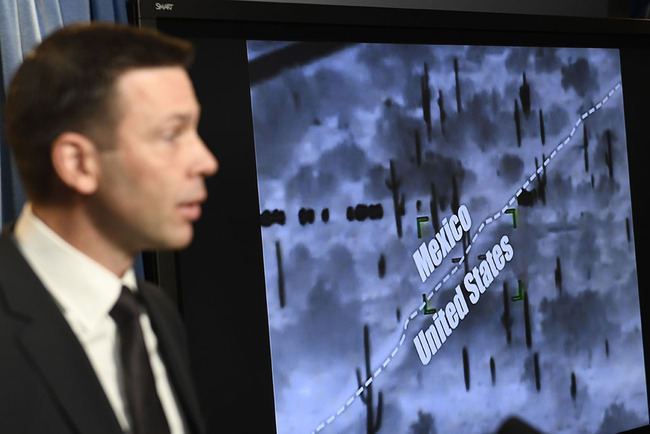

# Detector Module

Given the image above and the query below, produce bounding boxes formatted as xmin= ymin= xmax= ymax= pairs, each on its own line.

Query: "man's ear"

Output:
xmin=50 ymin=132 xmax=100 ymax=195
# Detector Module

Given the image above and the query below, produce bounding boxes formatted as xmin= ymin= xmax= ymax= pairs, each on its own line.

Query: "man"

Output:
xmin=0 ymin=23 xmax=218 ymax=433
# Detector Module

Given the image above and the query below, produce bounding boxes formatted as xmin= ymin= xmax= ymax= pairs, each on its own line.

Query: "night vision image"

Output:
xmin=248 ymin=41 xmax=648 ymax=434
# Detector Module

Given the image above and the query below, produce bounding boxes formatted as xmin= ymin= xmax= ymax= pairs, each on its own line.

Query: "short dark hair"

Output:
xmin=4 ymin=23 xmax=195 ymax=203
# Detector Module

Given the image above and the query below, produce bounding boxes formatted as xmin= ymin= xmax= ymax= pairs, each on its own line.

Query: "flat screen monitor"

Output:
xmin=139 ymin=2 xmax=650 ymax=432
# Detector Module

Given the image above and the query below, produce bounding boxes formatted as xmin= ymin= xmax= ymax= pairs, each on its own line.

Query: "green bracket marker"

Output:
xmin=512 ymin=280 xmax=526 ymax=301
xmin=505 ymin=208 xmax=518 ymax=228
xmin=422 ymin=294 xmax=437 ymax=314
xmin=417 ymin=216 xmax=430 ymax=238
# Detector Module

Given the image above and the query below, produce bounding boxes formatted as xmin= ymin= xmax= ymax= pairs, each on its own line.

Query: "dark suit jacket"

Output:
xmin=0 ymin=231 xmax=205 ymax=434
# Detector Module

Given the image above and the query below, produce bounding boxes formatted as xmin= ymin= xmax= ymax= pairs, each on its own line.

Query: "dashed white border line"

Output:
xmin=309 ymin=82 xmax=621 ymax=433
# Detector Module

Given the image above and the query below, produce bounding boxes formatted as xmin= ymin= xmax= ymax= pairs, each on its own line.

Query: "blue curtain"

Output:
xmin=0 ymin=0 xmax=129 ymax=225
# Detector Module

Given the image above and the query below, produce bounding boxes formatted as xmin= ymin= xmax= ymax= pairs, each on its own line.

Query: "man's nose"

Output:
xmin=192 ymin=134 xmax=219 ymax=177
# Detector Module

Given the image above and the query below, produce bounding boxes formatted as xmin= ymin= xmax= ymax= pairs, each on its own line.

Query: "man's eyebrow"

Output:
xmin=165 ymin=104 xmax=201 ymax=122
xmin=160 ymin=111 xmax=199 ymax=125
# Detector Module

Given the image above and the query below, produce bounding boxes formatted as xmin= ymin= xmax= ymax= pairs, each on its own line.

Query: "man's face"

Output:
xmin=92 ymin=66 xmax=218 ymax=253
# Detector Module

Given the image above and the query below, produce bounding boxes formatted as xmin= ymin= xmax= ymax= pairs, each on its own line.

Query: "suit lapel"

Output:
xmin=0 ymin=233 xmax=123 ymax=434
xmin=138 ymin=282 xmax=205 ymax=434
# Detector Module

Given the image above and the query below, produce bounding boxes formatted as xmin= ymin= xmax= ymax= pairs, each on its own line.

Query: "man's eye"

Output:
xmin=162 ymin=128 xmax=182 ymax=142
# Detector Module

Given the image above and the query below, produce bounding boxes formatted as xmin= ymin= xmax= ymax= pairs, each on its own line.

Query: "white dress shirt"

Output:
xmin=13 ymin=204 xmax=187 ymax=434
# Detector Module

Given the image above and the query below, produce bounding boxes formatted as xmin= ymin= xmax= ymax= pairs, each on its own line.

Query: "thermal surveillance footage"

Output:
xmin=248 ymin=42 xmax=649 ymax=433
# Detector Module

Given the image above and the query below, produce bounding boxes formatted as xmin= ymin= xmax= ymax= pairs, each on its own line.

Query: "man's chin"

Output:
xmin=144 ymin=228 xmax=195 ymax=252
xmin=168 ymin=232 xmax=195 ymax=251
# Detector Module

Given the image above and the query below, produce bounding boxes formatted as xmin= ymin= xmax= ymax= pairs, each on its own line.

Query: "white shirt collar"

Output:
xmin=13 ymin=203 xmax=138 ymax=333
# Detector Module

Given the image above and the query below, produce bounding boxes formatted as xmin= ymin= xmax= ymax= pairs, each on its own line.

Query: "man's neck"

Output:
xmin=31 ymin=202 xmax=135 ymax=278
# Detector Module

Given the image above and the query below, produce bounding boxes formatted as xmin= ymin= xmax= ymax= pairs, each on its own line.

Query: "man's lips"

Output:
xmin=178 ymin=198 xmax=205 ymax=221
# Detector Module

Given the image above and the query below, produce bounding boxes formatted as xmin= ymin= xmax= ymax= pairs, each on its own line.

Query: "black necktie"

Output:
xmin=110 ymin=286 xmax=171 ymax=434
